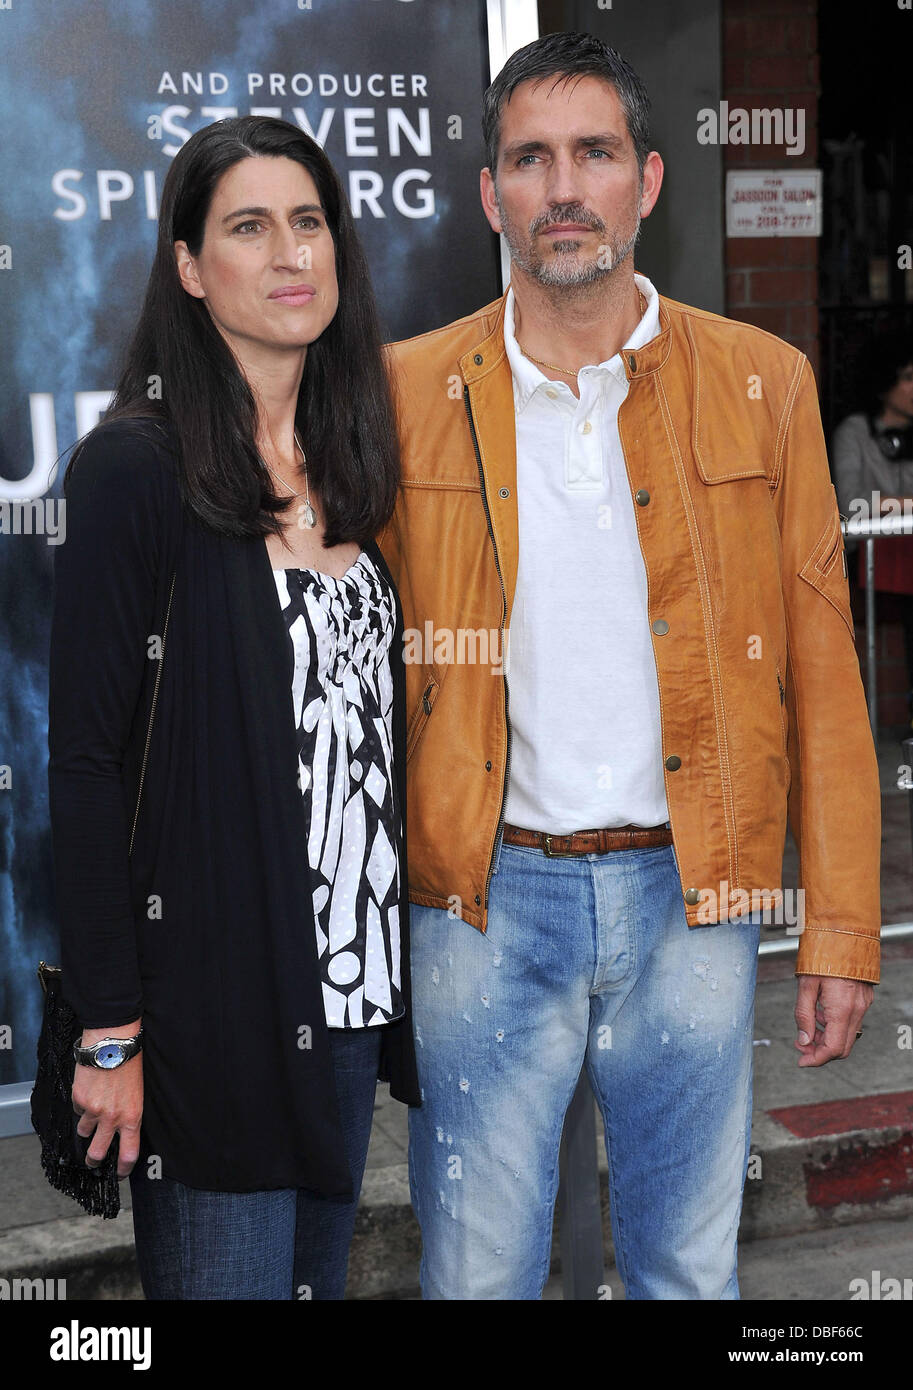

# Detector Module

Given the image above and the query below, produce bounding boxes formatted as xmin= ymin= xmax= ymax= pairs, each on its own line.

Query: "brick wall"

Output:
xmin=722 ymin=0 xmax=820 ymax=377
xmin=723 ymin=1 xmax=910 ymax=730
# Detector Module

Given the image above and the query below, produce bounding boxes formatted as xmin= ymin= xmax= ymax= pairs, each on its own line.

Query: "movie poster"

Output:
xmin=0 ymin=0 xmax=501 ymax=1088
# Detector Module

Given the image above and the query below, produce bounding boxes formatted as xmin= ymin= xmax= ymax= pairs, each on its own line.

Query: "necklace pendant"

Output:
xmin=302 ymin=501 xmax=318 ymax=529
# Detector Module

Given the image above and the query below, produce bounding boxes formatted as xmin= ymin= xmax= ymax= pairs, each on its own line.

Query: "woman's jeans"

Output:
xmin=408 ymin=839 xmax=762 ymax=1300
xmin=129 ymin=1026 xmax=381 ymax=1300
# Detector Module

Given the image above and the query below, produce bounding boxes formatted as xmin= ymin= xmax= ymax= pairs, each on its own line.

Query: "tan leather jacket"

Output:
xmin=379 ymin=289 xmax=882 ymax=984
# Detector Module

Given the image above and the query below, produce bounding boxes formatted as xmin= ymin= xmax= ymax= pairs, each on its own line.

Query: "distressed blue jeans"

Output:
xmin=407 ymin=839 xmax=761 ymax=1300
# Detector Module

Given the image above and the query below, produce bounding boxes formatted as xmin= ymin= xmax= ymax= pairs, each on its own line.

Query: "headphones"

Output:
xmin=868 ymin=417 xmax=913 ymax=462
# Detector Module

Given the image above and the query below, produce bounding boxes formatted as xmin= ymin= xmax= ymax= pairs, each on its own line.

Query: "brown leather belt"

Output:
xmin=502 ymin=821 xmax=673 ymax=857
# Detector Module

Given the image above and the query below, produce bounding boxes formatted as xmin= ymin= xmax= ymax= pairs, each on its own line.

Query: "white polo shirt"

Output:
xmin=501 ymin=271 xmax=669 ymax=834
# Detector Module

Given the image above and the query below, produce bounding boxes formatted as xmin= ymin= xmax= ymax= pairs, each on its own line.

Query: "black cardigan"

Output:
xmin=47 ymin=417 xmax=420 ymax=1196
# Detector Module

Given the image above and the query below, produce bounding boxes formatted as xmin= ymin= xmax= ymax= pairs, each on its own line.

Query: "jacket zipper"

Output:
xmin=463 ymin=386 xmax=511 ymax=921
xmin=129 ymin=571 xmax=176 ymax=858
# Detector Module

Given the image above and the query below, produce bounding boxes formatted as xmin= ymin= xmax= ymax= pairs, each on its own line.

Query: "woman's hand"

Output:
xmin=72 ymin=1020 xmax=144 ymax=1180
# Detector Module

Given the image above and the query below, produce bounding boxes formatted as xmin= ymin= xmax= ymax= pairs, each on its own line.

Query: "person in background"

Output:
xmin=832 ymin=331 xmax=913 ymax=726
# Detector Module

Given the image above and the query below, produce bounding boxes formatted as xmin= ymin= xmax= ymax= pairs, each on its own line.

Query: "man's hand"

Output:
xmin=794 ymin=975 xmax=874 ymax=1067
xmin=72 ymin=1020 xmax=144 ymax=1179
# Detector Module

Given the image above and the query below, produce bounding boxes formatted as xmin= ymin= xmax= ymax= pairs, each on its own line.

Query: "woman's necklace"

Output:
xmin=262 ymin=430 xmax=317 ymax=528
xmin=519 ymin=288 xmax=648 ymax=377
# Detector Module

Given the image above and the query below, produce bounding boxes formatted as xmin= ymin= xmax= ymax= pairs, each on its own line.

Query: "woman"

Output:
xmin=832 ymin=331 xmax=913 ymax=726
xmin=47 ymin=115 xmax=419 ymax=1300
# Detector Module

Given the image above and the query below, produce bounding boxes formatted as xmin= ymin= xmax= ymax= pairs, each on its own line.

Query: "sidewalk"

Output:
xmin=1 ymin=733 xmax=911 ymax=1300
xmin=3 ymin=941 xmax=909 ymax=1300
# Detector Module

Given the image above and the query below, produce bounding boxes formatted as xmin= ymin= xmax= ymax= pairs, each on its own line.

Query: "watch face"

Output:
xmin=95 ymin=1042 xmax=126 ymax=1069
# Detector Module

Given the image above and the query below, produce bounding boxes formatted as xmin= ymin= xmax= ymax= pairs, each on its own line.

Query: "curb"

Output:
xmin=741 ymin=1091 xmax=913 ymax=1241
xmin=2 ymin=1095 xmax=912 ymax=1300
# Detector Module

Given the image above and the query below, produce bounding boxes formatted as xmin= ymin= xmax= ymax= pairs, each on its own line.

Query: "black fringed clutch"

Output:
xmin=31 ymin=962 xmax=121 ymax=1218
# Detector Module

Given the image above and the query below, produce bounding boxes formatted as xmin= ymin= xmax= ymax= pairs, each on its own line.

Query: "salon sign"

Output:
xmin=725 ymin=169 xmax=822 ymax=237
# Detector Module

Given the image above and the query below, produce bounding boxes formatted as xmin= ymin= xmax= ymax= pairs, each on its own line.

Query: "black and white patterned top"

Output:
xmin=272 ymin=551 xmax=405 ymax=1029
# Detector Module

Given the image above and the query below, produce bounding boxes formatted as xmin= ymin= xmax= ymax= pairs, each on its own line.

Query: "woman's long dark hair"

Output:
xmin=68 ymin=116 xmax=399 ymax=546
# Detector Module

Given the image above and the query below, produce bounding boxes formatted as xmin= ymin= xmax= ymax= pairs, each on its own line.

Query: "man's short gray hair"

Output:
xmin=482 ymin=31 xmax=651 ymax=179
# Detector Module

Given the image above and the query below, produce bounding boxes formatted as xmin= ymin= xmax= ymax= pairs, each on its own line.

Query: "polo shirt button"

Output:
xmin=684 ymin=887 xmax=700 ymax=905
xmin=546 ymin=389 xmax=558 ymax=399
xmin=581 ymin=420 xmax=593 ymax=434
xmin=635 ymin=488 xmax=650 ymax=505
xmin=665 ymin=755 xmax=682 ymax=771
xmin=652 ymin=618 xmax=670 ymax=635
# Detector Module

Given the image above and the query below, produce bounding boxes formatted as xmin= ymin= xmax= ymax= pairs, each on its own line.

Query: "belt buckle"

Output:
xmin=543 ymin=833 xmax=575 ymax=858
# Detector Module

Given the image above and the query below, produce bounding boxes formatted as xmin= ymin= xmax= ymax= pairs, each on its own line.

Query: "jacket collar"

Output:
xmin=458 ymin=292 xmax=511 ymax=385
xmin=459 ymin=279 xmax=675 ymax=387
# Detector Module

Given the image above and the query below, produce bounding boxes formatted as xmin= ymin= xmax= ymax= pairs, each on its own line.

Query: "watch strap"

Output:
xmin=73 ymin=1027 xmax=144 ymax=1069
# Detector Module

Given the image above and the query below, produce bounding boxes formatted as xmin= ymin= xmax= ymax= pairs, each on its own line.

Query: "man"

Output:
xmin=379 ymin=32 xmax=880 ymax=1300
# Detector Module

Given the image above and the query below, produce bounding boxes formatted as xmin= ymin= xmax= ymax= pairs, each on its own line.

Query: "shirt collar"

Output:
xmin=503 ymin=271 xmax=661 ymax=413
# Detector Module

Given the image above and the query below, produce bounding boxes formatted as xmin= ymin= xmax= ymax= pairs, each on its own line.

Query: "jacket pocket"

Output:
xmin=776 ymin=664 xmax=792 ymax=795
xmin=775 ymin=665 xmax=788 ymax=750
xmin=814 ymin=506 xmax=844 ymax=576
xmin=693 ymin=447 xmax=769 ymax=486
xmin=406 ymin=673 xmax=439 ymax=763
xmin=685 ymin=317 xmax=775 ymax=485
xmin=799 ymin=501 xmax=855 ymax=639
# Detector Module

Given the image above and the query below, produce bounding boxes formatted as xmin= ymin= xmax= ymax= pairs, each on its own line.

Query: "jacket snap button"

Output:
xmin=665 ymin=755 xmax=682 ymax=771
xmin=473 ymin=354 xmax=484 ymax=365
xmin=684 ymin=888 xmax=700 ymax=905
xmin=628 ymin=354 xmax=637 ymax=371
xmin=635 ymin=488 xmax=650 ymax=505
xmin=485 ymin=760 xmax=492 ymax=771
xmin=498 ymin=487 xmax=510 ymax=499
xmin=474 ymin=894 xmax=481 ymax=906
xmin=652 ymin=618 xmax=669 ymax=635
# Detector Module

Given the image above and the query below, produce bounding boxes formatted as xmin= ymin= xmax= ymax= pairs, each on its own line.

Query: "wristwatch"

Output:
xmin=73 ymin=1027 xmax=144 ymax=1070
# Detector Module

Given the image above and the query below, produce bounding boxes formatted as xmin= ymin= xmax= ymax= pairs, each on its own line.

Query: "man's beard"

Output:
xmin=495 ymin=192 xmax=642 ymax=289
